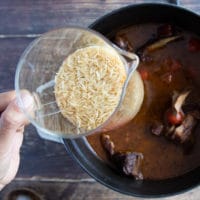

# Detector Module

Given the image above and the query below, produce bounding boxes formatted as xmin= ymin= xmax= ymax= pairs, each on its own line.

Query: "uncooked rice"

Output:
xmin=54 ymin=45 xmax=126 ymax=132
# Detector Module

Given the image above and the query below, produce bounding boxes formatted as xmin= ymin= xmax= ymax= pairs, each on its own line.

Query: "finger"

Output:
xmin=0 ymin=91 xmax=16 ymax=112
xmin=0 ymin=91 xmax=34 ymax=132
xmin=0 ymin=91 xmax=34 ymax=155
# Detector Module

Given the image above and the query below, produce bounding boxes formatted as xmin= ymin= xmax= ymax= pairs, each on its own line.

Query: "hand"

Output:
xmin=0 ymin=90 xmax=33 ymax=190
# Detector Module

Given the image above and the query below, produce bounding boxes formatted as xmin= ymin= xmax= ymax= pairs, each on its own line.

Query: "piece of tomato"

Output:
xmin=138 ymin=69 xmax=148 ymax=80
xmin=166 ymin=109 xmax=184 ymax=125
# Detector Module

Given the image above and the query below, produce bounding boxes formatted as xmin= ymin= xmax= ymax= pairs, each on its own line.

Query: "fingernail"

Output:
xmin=17 ymin=92 xmax=34 ymax=109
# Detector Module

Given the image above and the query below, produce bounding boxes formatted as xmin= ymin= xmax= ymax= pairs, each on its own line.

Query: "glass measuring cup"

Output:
xmin=15 ymin=27 xmax=141 ymax=140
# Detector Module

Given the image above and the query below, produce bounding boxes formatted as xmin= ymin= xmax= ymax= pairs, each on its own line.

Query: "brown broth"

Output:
xmin=87 ymin=23 xmax=200 ymax=180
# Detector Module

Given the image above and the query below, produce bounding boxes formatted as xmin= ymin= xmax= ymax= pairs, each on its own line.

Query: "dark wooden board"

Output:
xmin=0 ymin=179 xmax=199 ymax=200
xmin=0 ymin=180 xmax=134 ymax=200
xmin=0 ymin=0 xmax=199 ymax=35
xmin=18 ymin=125 xmax=89 ymax=179
xmin=0 ymin=38 xmax=32 ymax=91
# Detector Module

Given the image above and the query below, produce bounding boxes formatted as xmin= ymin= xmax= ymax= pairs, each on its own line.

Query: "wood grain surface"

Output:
xmin=0 ymin=0 xmax=200 ymax=199
xmin=0 ymin=0 xmax=199 ymax=35
xmin=1 ymin=180 xmax=200 ymax=200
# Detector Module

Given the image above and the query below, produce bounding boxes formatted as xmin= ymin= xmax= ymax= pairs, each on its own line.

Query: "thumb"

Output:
xmin=0 ymin=91 xmax=34 ymax=155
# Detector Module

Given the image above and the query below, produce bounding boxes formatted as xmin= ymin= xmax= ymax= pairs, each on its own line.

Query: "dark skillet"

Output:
xmin=63 ymin=3 xmax=200 ymax=198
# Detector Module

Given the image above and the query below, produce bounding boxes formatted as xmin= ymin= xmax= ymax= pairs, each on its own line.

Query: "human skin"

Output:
xmin=0 ymin=91 xmax=33 ymax=190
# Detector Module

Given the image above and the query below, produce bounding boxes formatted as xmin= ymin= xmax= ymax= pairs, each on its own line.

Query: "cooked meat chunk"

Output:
xmin=189 ymin=110 xmax=200 ymax=119
xmin=114 ymin=34 xmax=133 ymax=52
xmin=151 ymin=121 xmax=164 ymax=136
xmin=101 ymin=134 xmax=143 ymax=180
xmin=164 ymin=90 xmax=200 ymax=152
xmin=112 ymin=152 xmax=143 ymax=180
xmin=182 ymin=91 xmax=200 ymax=116
xmin=171 ymin=114 xmax=197 ymax=143
xmin=101 ymin=134 xmax=115 ymax=155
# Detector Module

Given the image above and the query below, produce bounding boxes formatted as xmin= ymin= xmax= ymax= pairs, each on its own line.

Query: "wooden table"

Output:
xmin=0 ymin=0 xmax=200 ymax=199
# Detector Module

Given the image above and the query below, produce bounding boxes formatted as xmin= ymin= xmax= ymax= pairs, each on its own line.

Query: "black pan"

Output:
xmin=63 ymin=2 xmax=200 ymax=198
